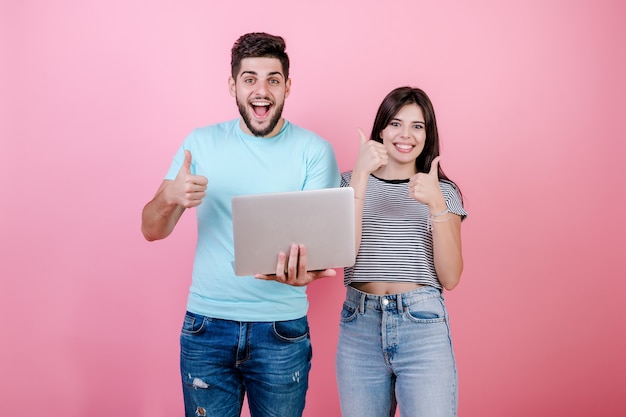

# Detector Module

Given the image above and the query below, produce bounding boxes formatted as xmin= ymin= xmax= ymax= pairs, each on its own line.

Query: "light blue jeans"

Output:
xmin=180 ymin=312 xmax=311 ymax=417
xmin=336 ymin=285 xmax=458 ymax=417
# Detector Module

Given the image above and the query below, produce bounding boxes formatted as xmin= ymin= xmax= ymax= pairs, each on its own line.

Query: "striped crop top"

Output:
xmin=341 ymin=172 xmax=467 ymax=289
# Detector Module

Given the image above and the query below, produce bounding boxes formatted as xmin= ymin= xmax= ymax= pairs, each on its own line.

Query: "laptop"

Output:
xmin=231 ymin=187 xmax=356 ymax=276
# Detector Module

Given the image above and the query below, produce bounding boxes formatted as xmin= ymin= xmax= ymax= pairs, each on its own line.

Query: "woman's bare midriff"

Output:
xmin=350 ymin=281 xmax=424 ymax=295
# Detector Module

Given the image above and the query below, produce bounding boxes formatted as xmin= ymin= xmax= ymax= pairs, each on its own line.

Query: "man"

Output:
xmin=141 ymin=32 xmax=340 ymax=417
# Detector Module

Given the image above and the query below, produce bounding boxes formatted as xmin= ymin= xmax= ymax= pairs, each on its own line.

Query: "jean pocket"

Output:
xmin=404 ymin=298 xmax=446 ymax=323
xmin=181 ymin=311 xmax=208 ymax=335
xmin=339 ymin=302 xmax=358 ymax=323
xmin=273 ymin=316 xmax=309 ymax=342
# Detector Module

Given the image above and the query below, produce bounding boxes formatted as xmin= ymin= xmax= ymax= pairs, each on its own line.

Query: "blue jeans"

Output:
xmin=336 ymin=286 xmax=458 ymax=417
xmin=180 ymin=312 xmax=311 ymax=417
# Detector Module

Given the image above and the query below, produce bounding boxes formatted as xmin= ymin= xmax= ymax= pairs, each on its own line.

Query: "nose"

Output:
xmin=255 ymin=80 xmax=270 ymax=95
xmin=401 ymin=125 xmax=412 ymax=138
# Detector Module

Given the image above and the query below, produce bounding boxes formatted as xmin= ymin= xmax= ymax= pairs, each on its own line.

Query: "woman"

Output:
xmin=336 ymin=86 xmax=467 ymax=417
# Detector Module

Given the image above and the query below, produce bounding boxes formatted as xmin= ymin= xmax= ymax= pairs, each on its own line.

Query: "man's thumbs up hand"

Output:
xmin=170 ymin=150 xmax=208 ymax=208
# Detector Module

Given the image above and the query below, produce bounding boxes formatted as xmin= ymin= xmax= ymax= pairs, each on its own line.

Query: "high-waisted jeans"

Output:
xmin=336 ymin=285 xmax=458 ymax=417
xmin=180 ymin=312 xmax=311 ymax=417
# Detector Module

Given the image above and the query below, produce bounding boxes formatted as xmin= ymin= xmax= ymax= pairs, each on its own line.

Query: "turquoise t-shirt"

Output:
xmin=165 ymin=119 xmax=340 ymax=321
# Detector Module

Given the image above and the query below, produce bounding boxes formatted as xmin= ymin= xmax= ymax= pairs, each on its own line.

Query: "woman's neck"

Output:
xmin=373 ymin=163 xmax=416 ymax=181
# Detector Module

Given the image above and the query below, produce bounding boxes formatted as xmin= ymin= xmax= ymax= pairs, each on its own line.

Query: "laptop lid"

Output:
xmin=231 ymin=187 xmax=356 ymax=276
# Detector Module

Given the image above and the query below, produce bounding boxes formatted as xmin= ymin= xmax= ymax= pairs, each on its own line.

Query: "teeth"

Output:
xmin=396 ymin=144 xmax=413 ymax=150
xmin=251 ymin=101 xmax=270 ymax=107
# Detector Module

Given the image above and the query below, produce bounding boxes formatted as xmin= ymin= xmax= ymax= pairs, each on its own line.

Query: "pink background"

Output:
xmin=1 ymin=0 xmax=625 ymax=416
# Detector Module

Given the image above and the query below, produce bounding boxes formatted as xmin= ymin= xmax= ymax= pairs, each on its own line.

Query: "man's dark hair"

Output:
xmin=231 ymin=32 xmax=290 ymax=79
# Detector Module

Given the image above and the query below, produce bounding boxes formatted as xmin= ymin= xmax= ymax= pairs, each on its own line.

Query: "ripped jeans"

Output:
xmin=180 ymin=312 xmax=311 ymax=417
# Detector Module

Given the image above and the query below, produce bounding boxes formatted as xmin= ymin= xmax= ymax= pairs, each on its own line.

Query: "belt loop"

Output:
xmin=358 ymin=292 xmax=366 ymax=314
xmin=396 ymin=293 xmax=403 ymax=314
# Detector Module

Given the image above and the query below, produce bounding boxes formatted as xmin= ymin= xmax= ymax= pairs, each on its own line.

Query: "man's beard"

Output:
xmin=237 ymin=99 xmax=284 ymax=137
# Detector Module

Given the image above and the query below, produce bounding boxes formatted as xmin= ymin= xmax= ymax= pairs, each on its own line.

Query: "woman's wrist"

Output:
xmin=429 ymin=207 xmax=449 ymax=218
xmin=428 ymin=206 xmax=450 ymax=231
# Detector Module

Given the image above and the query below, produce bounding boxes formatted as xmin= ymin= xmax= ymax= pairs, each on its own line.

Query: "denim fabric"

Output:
xmin=180 ymin=312 xmax=311 ymax=417
xmin=336 ymin=286 xmax=458 ymax=417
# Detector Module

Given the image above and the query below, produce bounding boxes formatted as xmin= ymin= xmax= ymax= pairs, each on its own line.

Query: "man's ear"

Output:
xmin=284 ymin=78 xmax=291 ymax=98
xmin=228 ymin=76 xmax=236 ymax=97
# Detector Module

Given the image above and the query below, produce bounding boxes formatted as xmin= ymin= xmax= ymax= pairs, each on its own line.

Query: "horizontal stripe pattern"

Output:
xmin=341 ymin=172 xmax=467 ymax=289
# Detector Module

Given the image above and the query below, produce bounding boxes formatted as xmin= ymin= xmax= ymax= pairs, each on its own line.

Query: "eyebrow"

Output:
xmin=239 ymin=70 xmax=285 ymax=79
xmin=391 ymin=117 xmax=425 ymax=124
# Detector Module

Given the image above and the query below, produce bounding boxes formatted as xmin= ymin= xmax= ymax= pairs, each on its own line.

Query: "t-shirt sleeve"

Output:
xmin=340 ymin=171 xmax=352 ymax=187
xmin=441 ymin=181 xmax=468 ymax=220
xmin=302 ymin=139 xmax=341 ymax=189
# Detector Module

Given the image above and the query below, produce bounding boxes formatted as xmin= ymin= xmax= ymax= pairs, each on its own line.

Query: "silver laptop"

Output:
xmin=232 ymin=187 xmax=356 ymax=276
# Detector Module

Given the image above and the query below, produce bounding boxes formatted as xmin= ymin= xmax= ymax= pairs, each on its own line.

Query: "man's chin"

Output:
xmin=244 ymin=121 xmax=268 ymax=136
xmin=245 ymin=116 xmax=282 ymax=137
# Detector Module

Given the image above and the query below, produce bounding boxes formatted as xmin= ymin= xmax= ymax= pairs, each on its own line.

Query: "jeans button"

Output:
xmin=382 ymin=298 xmax=389 ymax=306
